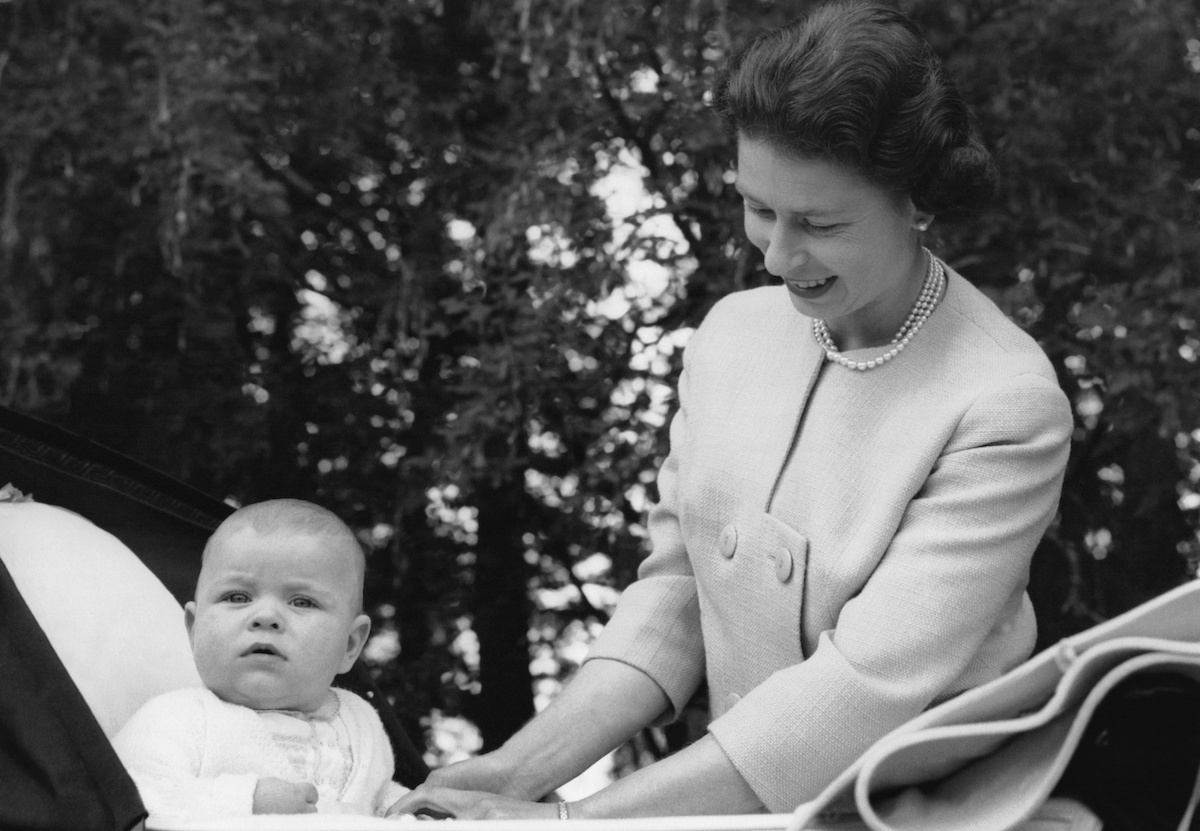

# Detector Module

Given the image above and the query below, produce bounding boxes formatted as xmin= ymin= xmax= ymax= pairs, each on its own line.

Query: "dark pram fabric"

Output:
xmin=0 ymin=553 xmax=147 ymax=831
xmin=1056 ymin=670 xmax=1200 ymax=831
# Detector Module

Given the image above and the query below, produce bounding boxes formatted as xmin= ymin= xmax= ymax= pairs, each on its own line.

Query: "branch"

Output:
xmin=528 ymin=498 xmax=610 ymax=624
xmin=244 ymin=144 xmax=398 ymax=301
xmin=589 ymin=54 xmax=703 ymax=255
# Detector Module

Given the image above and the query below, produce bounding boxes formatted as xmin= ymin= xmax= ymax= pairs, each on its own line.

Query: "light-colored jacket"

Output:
xmin=586 ymin=269 xmax=1073 ymax=811
xmin=113 ymin=686 xmax=409 ymax=820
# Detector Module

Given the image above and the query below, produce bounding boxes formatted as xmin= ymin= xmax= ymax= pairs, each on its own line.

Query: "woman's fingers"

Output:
xmin=386 ymin=786 xmax=557 ymax=820
xmin=386 ymin=785 xmax=462 ymax=819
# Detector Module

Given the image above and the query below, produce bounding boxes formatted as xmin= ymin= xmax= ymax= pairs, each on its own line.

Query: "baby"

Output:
xmin=114 ymin=498 xmax=411 ymax=820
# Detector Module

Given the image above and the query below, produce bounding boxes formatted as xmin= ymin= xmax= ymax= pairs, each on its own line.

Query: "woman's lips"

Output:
xmin=785 ymin=275 xmax=837 ymax=297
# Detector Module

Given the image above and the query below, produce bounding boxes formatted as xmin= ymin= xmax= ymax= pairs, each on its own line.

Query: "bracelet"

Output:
xmin=557 ymin=800 xmax=571 ymax=820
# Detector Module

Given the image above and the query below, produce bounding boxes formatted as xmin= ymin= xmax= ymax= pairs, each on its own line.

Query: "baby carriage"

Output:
xmin=3 ymin=403 xmax=1195 ymax=831
xmin=0 ymin=404 xmax=428 ymax=830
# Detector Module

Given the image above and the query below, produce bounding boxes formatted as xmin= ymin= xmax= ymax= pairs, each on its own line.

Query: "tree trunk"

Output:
xmin=470 ymin=477 xmax=536 ymax=752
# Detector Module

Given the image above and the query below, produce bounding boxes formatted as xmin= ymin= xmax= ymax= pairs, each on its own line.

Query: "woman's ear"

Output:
xmin=913 ymin=213 xmax=934 ymax=232
xmin=340 ymin=613 xmax=372 ymax=673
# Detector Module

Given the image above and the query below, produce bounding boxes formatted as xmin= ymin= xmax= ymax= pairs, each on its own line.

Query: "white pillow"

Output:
xmin=0 ymin=501 xmax=202 ymax=738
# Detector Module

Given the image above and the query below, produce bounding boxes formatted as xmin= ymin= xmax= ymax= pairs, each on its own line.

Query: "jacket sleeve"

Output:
xmin=112 ymin=690 xmax=259 ymax=820
xmin=583 ymin=323 xmax=709 ymax=720
xmin=707 ymin=372 xmax=1073 ymax=810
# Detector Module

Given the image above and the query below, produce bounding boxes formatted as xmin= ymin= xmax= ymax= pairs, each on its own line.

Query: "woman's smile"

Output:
xmin=784 ymin=275 xmax=838 ymax=297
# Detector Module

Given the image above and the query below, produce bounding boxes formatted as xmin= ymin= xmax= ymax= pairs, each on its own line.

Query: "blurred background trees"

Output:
xmin=2 ymin=0 xmax=1198 ymax=788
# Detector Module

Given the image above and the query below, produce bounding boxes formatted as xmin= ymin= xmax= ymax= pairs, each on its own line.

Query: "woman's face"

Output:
xmin=736 ymin=136 xmax=930 ymax=350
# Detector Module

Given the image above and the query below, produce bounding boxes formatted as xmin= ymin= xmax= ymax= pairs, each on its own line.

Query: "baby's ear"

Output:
xmin=340 ymin=614 xmax=372 ymax=674
xmin=183 ymin=601 xmax=197 ymax=646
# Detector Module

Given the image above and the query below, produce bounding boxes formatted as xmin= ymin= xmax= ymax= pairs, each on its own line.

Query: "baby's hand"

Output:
xmin=253 ymin=777 xmax=318 ymax=814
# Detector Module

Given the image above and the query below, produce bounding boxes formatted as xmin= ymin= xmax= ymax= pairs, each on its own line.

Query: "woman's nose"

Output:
xmin=763 ymin=225 xmax=807 ymax=276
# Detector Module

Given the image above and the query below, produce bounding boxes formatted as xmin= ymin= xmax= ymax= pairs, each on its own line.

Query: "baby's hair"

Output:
xmin=204 ymin=498 xmax=366 ymax=607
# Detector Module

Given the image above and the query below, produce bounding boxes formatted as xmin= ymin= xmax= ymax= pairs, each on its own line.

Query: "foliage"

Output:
xmin=913 ymin=0 xmax=1200 ymax=641
xmin=1 ymin=0 xmax=1197 ymax=779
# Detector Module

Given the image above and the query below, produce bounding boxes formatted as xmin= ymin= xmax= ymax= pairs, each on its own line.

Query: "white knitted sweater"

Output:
xmin=113 ymin=686 xmax=409 ymax=821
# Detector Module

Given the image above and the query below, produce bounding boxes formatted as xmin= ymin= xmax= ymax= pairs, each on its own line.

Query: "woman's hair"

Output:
xmin=711 ymin=0 xmax=997 ymax=217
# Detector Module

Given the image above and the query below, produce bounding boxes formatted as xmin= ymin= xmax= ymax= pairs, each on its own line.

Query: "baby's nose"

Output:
xmin=248 ymin=604 xmax=282 ymax=629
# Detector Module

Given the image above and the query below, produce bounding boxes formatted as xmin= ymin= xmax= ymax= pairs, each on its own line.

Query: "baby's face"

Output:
xmin=185 ymin=527 xmax=370 ymax=714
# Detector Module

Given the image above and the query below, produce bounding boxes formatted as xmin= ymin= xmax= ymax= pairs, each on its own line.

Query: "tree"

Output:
xmin=913 ymin=0 xmax=1200 ymax=643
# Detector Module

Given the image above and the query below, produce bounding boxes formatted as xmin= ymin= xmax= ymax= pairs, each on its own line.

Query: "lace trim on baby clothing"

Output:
xmin=258 ymin=691 xmax=354 ymax=804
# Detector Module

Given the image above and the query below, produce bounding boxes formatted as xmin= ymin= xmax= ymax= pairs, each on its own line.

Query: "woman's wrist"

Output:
xmin=490 ymin=724 xmax=590 ymax=800
xmin=488 ymin=742 xmax=552 ymax=801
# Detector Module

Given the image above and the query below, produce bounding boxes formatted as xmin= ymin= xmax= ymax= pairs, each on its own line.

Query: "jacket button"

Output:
xmin=719 ymin=524 xmax=738 ymax=559
xmin=775 ymin=546 xmax=794 ymax=582
xmin=726 ymin=692 xmax=742 ymax=708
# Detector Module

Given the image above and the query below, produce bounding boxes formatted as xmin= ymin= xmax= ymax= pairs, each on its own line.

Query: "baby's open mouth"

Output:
xmin=244 ymin=643 xmax=283 ymax=658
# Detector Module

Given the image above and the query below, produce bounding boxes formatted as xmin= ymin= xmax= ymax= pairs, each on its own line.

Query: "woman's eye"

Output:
xmin=806 ymin=221 xmax=840 ymax=235
xmin=741 ymin=199 xmax=773 ymax=218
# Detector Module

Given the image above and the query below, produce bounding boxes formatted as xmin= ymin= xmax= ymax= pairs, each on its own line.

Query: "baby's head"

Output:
xmin=184 ymin=498 xmax=371 ymax=714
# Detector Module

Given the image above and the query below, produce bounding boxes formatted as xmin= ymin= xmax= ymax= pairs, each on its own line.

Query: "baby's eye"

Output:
xmin=222 ymin=591 xmax=251 ymax=604
xmin=291 ymin=597 xmax=318 ymax=609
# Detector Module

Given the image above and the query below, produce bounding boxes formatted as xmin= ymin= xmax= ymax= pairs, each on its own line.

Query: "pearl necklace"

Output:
xmin=811 ymin=249 xmax=945 ymax=371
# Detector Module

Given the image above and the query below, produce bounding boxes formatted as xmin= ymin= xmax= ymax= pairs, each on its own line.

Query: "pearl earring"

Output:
xmin=915 ymin=219 xmax=931 ymax=232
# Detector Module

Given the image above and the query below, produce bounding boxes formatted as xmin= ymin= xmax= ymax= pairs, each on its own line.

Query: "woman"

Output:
xmin=391 ymin=0 xmax=1073 ymax=818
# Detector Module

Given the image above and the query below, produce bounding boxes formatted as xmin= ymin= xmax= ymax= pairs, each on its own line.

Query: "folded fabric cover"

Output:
xmin=789 ymin=578 xmax=1200 ymax=831
xmin=1 ymin=501 xmax=204 ymax=737
xmin=0 ymin=526 xmax=147 ymax=830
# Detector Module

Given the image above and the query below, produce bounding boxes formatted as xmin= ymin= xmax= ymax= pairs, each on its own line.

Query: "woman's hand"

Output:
xmin=416 ymin=751 xmax=525 ymax=798
xmin=384 ymin=747 xmax=549 ymax=819
xmin=252 ymin=777 xmax=318 ymax=814
xmin=387 ymin=660 xmax=671 ymax=819
xmin=385 ymin=785 xmax=558 ymax=820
